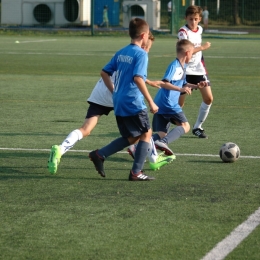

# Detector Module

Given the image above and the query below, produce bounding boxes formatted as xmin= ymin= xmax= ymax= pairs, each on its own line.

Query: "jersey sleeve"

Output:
xmin=177 ymin=28 xmax=188 ymax=40
xmin=133 ymin=51 xmax=148 ymax=81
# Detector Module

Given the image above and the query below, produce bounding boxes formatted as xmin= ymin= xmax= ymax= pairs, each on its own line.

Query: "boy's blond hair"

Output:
xmin=176 ymin=39 xmax=194 ymax=53
xmin=185 ymin=5 xmax=203 ymax=17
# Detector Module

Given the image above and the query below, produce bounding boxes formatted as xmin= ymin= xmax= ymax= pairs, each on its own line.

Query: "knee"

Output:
xmin=203 ymin=95 xmax=213 ymax=105
xmin=183 ymin=122 xmax=190 ymax=133
xmin=204 ymin=97 xmax=213 ymax=105
xmin=80 ymin=128 xmax=91 ymax=137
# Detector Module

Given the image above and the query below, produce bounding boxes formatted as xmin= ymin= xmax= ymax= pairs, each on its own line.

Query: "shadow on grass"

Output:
xmin=0 ymin=170 xmax=129 ymax=181
xmin=1 ymin=151 xmax=132 ymax=163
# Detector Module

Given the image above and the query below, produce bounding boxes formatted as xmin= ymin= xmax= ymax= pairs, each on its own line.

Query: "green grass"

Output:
xmin=0 ymin=35 xmax=260 ymax=260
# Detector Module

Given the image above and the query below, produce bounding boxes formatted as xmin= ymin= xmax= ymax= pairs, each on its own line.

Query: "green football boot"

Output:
xmin=48 ymin=145 xmax=61 ymax=174
xmin=149 ymin=153 xmax=176 ymax=171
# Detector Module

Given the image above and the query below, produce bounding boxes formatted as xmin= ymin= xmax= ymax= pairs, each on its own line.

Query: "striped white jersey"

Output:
xmin=177 ymin=24 xmax=207 ymax=75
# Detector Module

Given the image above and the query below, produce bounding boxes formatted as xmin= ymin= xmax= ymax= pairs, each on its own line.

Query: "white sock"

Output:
xmin=147 ymin=138 xmax=158 ymax=163
xmin=60 ymin=129 xmax=83 ymax=155
xmin=194 ymin=102 xmax=211 ymax=129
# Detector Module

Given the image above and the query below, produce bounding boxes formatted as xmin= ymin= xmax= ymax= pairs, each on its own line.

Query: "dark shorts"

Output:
xmin=86 ymin=102 xmax=114 ymax=119
xmin=181 ymin=74 xmax=211 ymax=95
xmin=116 ymin=109 xmax=150 ymax=138
xmin=152 ymin=112 xmax=188 ymax=133
xmin=186 ymin=74 xmax=211 ymax=85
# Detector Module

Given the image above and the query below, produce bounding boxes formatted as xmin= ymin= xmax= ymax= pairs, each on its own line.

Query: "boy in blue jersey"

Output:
xmin=152 ymin=39 xmax=208 ymax=151
xmin=89 ymin=18 xmax=159 ymax=181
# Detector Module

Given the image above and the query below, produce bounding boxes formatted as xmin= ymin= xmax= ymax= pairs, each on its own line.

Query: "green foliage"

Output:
xmin=0 ymin=36 xmax=260 ymax=259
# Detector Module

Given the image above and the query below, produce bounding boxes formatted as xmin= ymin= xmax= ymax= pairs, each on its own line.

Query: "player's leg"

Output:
xmin=155 ymin=113 xmax=189 ymax=151
xmin=193 ymin=85 xmax=213 ymax=138
xmin=89 ymin=114 xmax=134 ymax=178
xmin=48 ymin=103 xmax=112 ymax=174
xmin=178 ymin=93 xmax=187 ymax=108
xmin=48 ymin=116 xmax=99 ymax=174
xmin=152 ymin=114 xmax=174 ymax=156
xmin=130 ymin=128 xmax=156 ymax=180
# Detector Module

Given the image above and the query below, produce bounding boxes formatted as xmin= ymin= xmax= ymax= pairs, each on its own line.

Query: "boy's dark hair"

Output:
xmin=185 ymin=5 xmax=203 ymax=17
xmin=176 ymin=39 xmax=193 ymax=53
xmin=129 ymin=18 xmax=149 ymax=39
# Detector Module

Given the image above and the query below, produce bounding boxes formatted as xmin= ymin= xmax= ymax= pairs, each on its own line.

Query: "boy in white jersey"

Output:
xmin=47 ymin=31 xmax=173 ymax=175
xmin=178 ymin=5 xmax=213 ymax=139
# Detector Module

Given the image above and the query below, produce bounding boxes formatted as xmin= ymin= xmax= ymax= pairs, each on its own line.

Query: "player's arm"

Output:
xmin=145 ymin=79 xmax=163 ymax=89
xmin=134 ymin=76 xmax=158 ymax=114
xmin=193 ymin=42 xmax=211 ymax=54
xmin=160 ymin=80 xmax=192 ymax=95
xmin=101 ymin=70 xmax=114 ymax=93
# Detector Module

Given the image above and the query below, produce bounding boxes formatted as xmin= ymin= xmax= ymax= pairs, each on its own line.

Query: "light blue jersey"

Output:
xmin=154 ymin=59 xmax=187 ymax=115
xmin=102 ymin=44 xmax=148 ymax=117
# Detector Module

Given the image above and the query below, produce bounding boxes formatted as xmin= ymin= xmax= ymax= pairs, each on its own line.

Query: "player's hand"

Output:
xmin=201 ymin=42 xmax=211 ymax=50
xmin=197 ymin=81 xmax=208 ymax=89
xmin=149 ymin=101 xmax=159 ymax=114
xmin=146 ymin=80 xmax=163 ymax=89
xmin=181 ymin=87 xmax=192 ymax=95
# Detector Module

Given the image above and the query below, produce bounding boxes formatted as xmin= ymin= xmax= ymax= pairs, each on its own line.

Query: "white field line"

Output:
xmin=0 ymin=147 xmax=260 ymax=159
xmin=16 ymin=39 xmax=57 ymax=44
xmin=201 ymin=207 xmax=260 ymax=260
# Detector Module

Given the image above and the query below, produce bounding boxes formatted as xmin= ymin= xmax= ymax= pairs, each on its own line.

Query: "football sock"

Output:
xmin=152 ymin=133 xmax=161 ymax=142
xmin=147 ymin=138 xmax=158 ymax=163
xmin=98 ymin=137 xmax=130 ymax=159
xmin=161 ymin=126 xmax=185 ymax=144
xmin=193 ymin=102 xmax=211 ymax=129
xmin=60 ymin=129 xmax=83 ymax=155
xmin=132 ymin=140 xmax=150 ymax=174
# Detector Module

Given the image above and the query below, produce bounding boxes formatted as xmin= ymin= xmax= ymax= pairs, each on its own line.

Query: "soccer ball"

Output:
xmin=219 ymin=142 xmax=240 ymax=163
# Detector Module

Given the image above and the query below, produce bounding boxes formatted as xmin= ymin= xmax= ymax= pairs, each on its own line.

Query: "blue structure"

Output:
xmin=94 ymin=0 xmax=120 ymax=26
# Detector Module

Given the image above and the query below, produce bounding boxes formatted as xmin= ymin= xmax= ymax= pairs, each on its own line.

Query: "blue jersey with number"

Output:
xmin=102 ymin=44 xmax=148 ymax=116
xmin=154 ymin=59 xmax=187 ymax=114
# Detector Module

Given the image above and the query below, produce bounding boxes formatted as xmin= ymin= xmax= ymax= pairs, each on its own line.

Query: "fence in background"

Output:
xmin=0 ymin=0 xmax=259 ymax=34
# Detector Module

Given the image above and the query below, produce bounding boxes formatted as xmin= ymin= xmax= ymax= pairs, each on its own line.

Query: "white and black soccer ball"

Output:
xmin=219 ymin=142 xmax=240 ymax=163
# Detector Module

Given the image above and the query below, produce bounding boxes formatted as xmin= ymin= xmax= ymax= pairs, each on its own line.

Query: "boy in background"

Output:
xmin=178 ymin=5 xmax=213 ymax=139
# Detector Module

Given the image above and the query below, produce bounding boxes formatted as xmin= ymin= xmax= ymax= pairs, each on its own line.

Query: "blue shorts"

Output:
xmin=86 ymin=102 xmax=113 ymax=119
xmin=116 ymin=109 xmax=150 ymax=138
xmin=152 ymin=112 xmax=188 ymax=133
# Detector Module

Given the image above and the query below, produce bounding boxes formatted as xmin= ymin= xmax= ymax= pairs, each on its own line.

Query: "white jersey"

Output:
xmin=178 ymin=25 xmax=207 ymax=75
xmin=87 ymin=74 xmax=115 ymax=107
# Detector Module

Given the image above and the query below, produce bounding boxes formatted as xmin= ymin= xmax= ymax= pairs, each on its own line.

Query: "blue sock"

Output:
xmin=98 ymin=137 xmax=130 ymax=159
xmin=162 ymin=126 xmax=185 ymax=144
xmin=132 ymin=140 xmax=150 ymax=174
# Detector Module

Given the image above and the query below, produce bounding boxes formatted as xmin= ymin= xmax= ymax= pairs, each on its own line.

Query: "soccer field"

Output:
xmin=0 ymin=35 xmax=260 ymax=259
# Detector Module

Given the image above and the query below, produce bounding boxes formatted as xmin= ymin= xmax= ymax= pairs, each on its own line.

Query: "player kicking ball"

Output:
xmin=48 ymin=32 xmax=174 ymax=175
xmin=128 ymin=39 xmax=208 ymax=158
